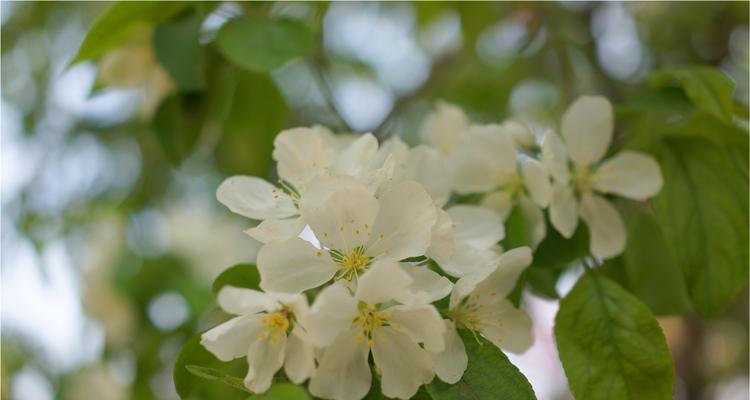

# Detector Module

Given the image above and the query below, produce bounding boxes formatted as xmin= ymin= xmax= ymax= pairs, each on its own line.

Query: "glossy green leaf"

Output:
xmin=555 ymin=272 xmax=675 ymax=400
xmin=153 ymin=93 xmax=204 ymax=165
xmin=212 ymin=263 xmax=261 ymax=296
xmin=185 ymin=365 xmax=249 ymax=393
xmin=651 ymin=66 xmax=734 ymax=123
xmin=154 ymin=8 xmax=205 ymax=90
xmin=217 ymin=16 xmax=314 ymax=73
xmin=427 ymin=330 xmax=536 ymax=400
xmin=73 ymin=1 xmax=188 ymax=64
xmin=174 ymin=334 xmax=248 ymax=399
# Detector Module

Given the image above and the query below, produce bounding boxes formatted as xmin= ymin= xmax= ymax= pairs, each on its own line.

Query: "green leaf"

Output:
xmin=652 ymin=137 xmax=748 ymax=317
xmin=555 ymin=272 xmax=675 ymax=400
xmin=154 ymin=8 xmax=205 ymax=91
xmin=174 ymin=334 xmax=248 ymax=399
xmin=217 ymin=16 xmax=315 ymax=73
xmin=73 ymin=1 xmax=189 ymax=64
xmin=212 ymin=264 xmax=261 ymax=296
xmin=152 ymin=93 xmax=204 ymax=165
xmin=427 ymin=330 xmax=536 ymax=400
xmin=531 ymin=221 xmax=589 ymax=270
xmin=651 ymin=66 xmax=735 ymax=123
xmin=501 ymin=205 xmax=531 ymax=250
xmin=249 ymin=383 xmax=312 ymax=399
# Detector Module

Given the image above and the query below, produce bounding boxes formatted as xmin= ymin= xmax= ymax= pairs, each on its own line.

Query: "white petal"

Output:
xmin=367 ymin=181 xmax=437 ymax=261
xmin=303 ymin=186 xmax=379 ymax=252
xmin=372 ymin=327 xmax=435 ymax=399
xmin=309 ymin=329 xmax=372 ymax=400
xmin=448 ymin=205 xmax=505 ymax=249
xmin=420 ymin=101 xmax=469 ymax=155
xmin=549 ymin=182 xmax=579 ymax=238
xmin=451 ymin=246 xmax=532 ymax=307
xmin=521 ymin=159 xmax=551 ymax=207
xmin=518 ymin=196 xmax=546 ymax=249
xmin=426 ymin=209 xmax=455 ymax=267
xmin=217 ymin=286 xmax=278 ymax=315
xmin=592 ymin=151 xmax=663 ymax=200
xmin=399 ymin=264 xmax=453 ymax=305
xmin=217 ymin=176 xmax=296 ymax=220
xmin=403 ymin=145 xmax=451 ymax=207
xmin=478 ymin=300 xmax=534 ymax=354
xmin=356 ymin=260 xmax=413 ymax=305
xmin=579 ymin=194 xmax=626 ymax=258
xmin=541 ymin=130 xmax=570 ymax=183
xmin=298 ymin=173 xmax=364 ymax=213
xmin=332 ymin=133 xmax=379 ymax=177
xmin=245 ymin=336 xmax=287 ymax=393
xmin=307 ymin=282 xmax=359 ymax=347
xmin=448 ymin=125 xmax=517 ymax=194
xmin=200 ymin=314 xmax=262 ymax=362
xmin=440 ymin=242 xmax=501 ymax=278
xmin=480 ymin=190 xmax=514 ymax=221
xmin=389 ymin=304 xmax=446 ymax=352
xmin=273 ymin=126 xmax=331 ymax=189
xmin=561 ymin=96 xmax=613 ymax=167
xmin=430 ymin=320 xmax=467 ymax=384
xmin=245 ymin=217 xmax=305 ymax=244
xmin=502 ymin=120 xmax=535 ymax=148
xmin=257 ymin=237 xmax=339 ymax=294
xmin=371 ymin=136 xmax=409 ymax=169
xmin=284 ymin=327 xmax=315 ymax=384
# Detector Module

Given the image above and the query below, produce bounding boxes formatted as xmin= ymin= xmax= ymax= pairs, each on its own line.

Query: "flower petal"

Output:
xmin=309 ymin=329 xmax=372 ymax=400
xmin=372 ymin=327 xmax=435 ymax=399
xmin=478 ymin=300 xmax=534 ymax=354
xmin=257 ymin=237 xmax=339 ymax=294
xmin=518 ymin=196 xmax=546 ymax=249
xmin=440 ymin=242 xmax=501 ymax=278
xmin=273 ymin=126 xmax=331 ymax=189
xmin=450 ymin=246 xmax=532 ymax=308
xmin=367 ymin=181 xmax=437 ymax=261
xmin=399 ymin=264 xmax=453 ymax=305
xmin=592 ymin=151 xmax=663 ymax=200
xmin=200 ymin=314 xmax=263 ymax=362
xmin=480 ymin=190 xmax=514 ymax=221
xmin=430 ymin=320 xmax=467 ymax=384
xmin=402 ymin=145 xmax=452 ymax=207
xmin=245 ymin=336 xmax=287 ymax=393
xmin=307 ymin=282 xmax=359 ymax=347
xmin=541 ymin=130 xmax=570 ymax=183
xmin=332 ymin=133 xmax=379 ymax=177
xmin=389 ymin=304 xmax=446 ymax=352
xmin=448 ymin=125 xmax=517 ymax=194
xmin=502 ymin=120 xmax=536 ymax=148
xmin=356 ymin=260 xmax=413 ymax=305
xmin=561 ymin=96 xmax=613 ymax=167
xmin=217 ymin=176 xmax=296 ymax=220
xmin=448 ymin=205 xmax=505 ymax=249
xmin=521 ymin=158 xmax=551 ymax=207
xmin=579 ymin=194 xmax=626 ymax=258
xmin=284 ymin=326 xmax=315 ymax=384
xmin=217 ymin=286 xmax=278 ymax=315
xmin=427 ymin=208 xmax=455 ymax=267
xmin=420 ymin=101 xmax=469 ymax=155
xmin=549 ymin=182 xmax=579 ymax=238
xmin=245 ymin=217 xmax=305 ymax=244
xmin=304 ymin=186 xmax=379 ymax=252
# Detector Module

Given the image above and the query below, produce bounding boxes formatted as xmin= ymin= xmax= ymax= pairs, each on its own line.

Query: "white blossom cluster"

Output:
xmin=200 ymin=96 xmax=663 ymax=399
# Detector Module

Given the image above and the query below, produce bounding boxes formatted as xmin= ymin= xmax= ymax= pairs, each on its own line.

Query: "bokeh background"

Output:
xmin=1 ymin=1 xmax=748 ymax=399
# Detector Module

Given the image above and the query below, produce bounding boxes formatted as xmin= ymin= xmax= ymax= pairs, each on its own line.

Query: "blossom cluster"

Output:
xmin=200 ymin=96 xmax=663 ymax=399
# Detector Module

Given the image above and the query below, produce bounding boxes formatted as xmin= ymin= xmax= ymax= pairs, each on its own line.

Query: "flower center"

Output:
xmin=451 ymin=292 xmax=503 ymax=334
xmin=572 ymin=166 xmax=593 ymax=194
xmin=352 ymin=304 xmax=391 ymax=348
xmin=330 ymin=246 xmax=372 ymax=282
xmin=259 ymin=309 xmax=292 ymax=346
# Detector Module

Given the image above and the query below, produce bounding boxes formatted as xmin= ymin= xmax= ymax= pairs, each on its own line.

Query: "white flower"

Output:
xmin=420 ymin=101 xmax=470 ymax=157
xmin=256 ymin=180 xmax=438 ymax=294
xmin=306 ymin=261 xmax=445 ymax=400
xmin=217 ymin=127 xmax=393 ymax=244
xmin=428 ymin=205 xmax=505 ymax=278
xmin=542 ymin=96 xmax=663 ymax=258
xmin=200 ymin=287 xmax=315 ymax=394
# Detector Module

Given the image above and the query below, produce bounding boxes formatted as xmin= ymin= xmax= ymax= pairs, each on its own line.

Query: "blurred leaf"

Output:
xmin=525 ymin=265 xmax=562 ymax=299
xmin=174 ymin=334 xmax=248 ymax=399
xmin=531 ymin=221 xmax=589 ymax=269
xmin=153 ymin=93 xmax=204 ymax=165
xmin=154 ymin=8 xmax=205 ymax=91
xmin=651 ymin=66 xmax=734 ymax=123
xmin=212 ymin=263 xmax=261 ymax=296
xmin=555 ymin=272 xmax=674 ymax=400
xmin=501 ymin=205 xmax=532 ymax=249
xmin=652 ymin=136 xmax=748 ymax=317
xmin=249 ymin=383 xmax=312 ymax=399
xmin=616 ymin=87 xmax=693 ymax=116
xmin=73 ymin=1 xmax=189 ymax=64
xmin=217 ymin=16 xmax=314 ymax=73
xmin=426 ymin=330 xmax=536 ymax=399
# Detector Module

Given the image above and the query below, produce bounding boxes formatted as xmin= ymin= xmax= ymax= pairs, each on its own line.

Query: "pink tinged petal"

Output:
xmin=273 ymin=126 xmax=331 ymax=189
xmin=561 ymin=96 xmax=614 ymax=167
xmin=549 ymin=182 xmax=579 ymax=238
xmin=307 ymin=282 xmax=359 ymax=347
xmin=521 ymin=158 xmax=551 ymax=207
xmin=579 ymin=194 xmax=626 ymax=259
xmin=541 ymin=130 xmax=570 ymax=183
xmin=256 ymin=237 xmax=339 ymax=294
xmin=592 ymin=150 xmax=664 ymax=200
xmin=366 ymin=181 xmax=437 ymax=261
xmin=244 ymin=217 xmax=306 ymax=244
xmin=303 ymin=186 xmax=379 ymax=253
xmin=200 ymin=314 xmax=263 ymax=362
xmin=217 ymin=286 xmax=278 ymax=315
xmin=244 ymin=335 xmax=287 ymax=394
xmin=372 ymin=327 xmax=435 ymax=399
xmin=216 ymin=176 xmax=296 ymax=220
xmin=388 ymin=304 xmax=446 ymax=352
xmin=431 ymin=320 xmax=467 ymax=384
xmin=356 ymin=260 xmax=413 ymax=305
xmin=308 ymin=329 xmax=372 ymax=400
